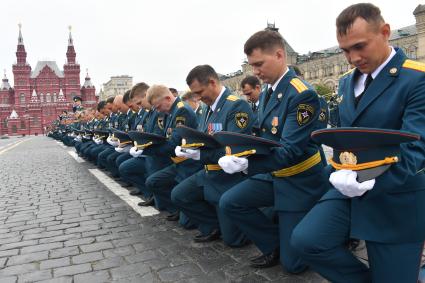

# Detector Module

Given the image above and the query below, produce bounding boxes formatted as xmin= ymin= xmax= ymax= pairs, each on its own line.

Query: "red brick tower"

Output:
xmin=63 ymin=26 xmax=81 ymax=102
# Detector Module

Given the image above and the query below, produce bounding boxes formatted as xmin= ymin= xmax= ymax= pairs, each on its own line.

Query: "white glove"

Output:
xmin=74 ymin=136 xmax=82 ymax=142
xmin=94 ymin=138 xmax=103 ymax=145
xmin=174 ymin=146 xmax=200 ymax=160
xmin=329 ymin=169 xmax=375 ymax=198
xmin=107 ymin=137 xmax=119 ymax=147
xmin=115 ymin=146 xmax=131 ymax=153
xmin=130 ymin=146 xmax=144 ymax=157
xmin=218 ymin=155 xmax=248 ymax=174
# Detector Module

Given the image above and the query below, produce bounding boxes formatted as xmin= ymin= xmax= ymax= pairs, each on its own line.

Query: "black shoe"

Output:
xmin=129 ymin=190 xmax=142 ymax=196
xmin=138 ymin=197 xmax=155 ymax=207
xmin=249 ymin=248 xmax=279 ymax=268
xmin=193 ymin=229 xmax=220 ymax=243
xmin=166 ymin=211 xmax=180 ymax=221
xmin=121 ymin=182 xmax=132 ymax=188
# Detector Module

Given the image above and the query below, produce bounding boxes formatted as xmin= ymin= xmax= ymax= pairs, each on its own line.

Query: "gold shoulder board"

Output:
xmin=403 ymin=60 xmax=425 ymax=72
xmin=290 ymin=78 xmax=308 ymax=93
xmin=226 ymin=95 xmax=239 ymax=101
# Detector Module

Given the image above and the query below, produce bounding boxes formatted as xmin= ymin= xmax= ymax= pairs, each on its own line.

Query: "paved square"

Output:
xmin=0 ymin=136 xmax=328 ymax=282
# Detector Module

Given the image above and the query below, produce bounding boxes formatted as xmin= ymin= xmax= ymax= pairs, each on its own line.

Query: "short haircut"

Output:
xmin=240 ymin=76 xmax=261 ymax=89
xmin=146 ymin=85 xmax=171 ymax=105
xmin=130 ymin=82 xmax=150 ymax=99
xmin=181 ymin=91 xmax=199 ymax=101
xmin=106 ymin=96 xmax=115 ymax=104
xmin=97 ymin=100 xmax=107 ymax=111
xmin=169 ymin=88 xmax=178 ymax=95
xmin=123 ymin=90 xmax=132 ymax=104
xmin=336 ymin=3 xmax=384 ymax=36
xmin=186 ymin=65 xmax=219 ymax=86
xmin=244 ymin=30 xmax=285 ymax=56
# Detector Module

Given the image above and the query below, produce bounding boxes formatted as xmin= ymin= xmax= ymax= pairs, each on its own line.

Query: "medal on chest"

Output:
xmin=271 ymin=116 xmax=278 ymax=134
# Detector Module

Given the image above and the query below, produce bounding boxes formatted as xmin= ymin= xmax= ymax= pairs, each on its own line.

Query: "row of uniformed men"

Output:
xmin=50 ymin=4 xmax=425 ymax=280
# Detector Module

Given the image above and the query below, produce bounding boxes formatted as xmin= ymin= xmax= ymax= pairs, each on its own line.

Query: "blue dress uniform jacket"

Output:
xmin=144 ymin=97 xmax=200 ymax=181
xmin=171 ymin=88 xmax=255 ymax=245
xmin=198 ymin=89 xmax=255 ymax=203
xmin=132 ymin=108 xmax=150 ymax=131
xmin=247 ymin=69 xmax=328 ymax=212
xmin=323 ymin=48 xmax=425 ymax=243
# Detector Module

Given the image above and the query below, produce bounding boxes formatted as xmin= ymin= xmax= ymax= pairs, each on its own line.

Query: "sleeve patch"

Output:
xmin=318 ymin=108 xmax=327 ymax=123
xmin=235 ymin=112 xmax=249 ymax=129
xmin=296 ymin=104 xmax=315 ymax=126
xmin=157 ymin=117 xmax=164 ymax=129
xmin=175 ymin=116 xmax=186 ymax=126
xmin=177 ymin=101 xmax=185 ymax=108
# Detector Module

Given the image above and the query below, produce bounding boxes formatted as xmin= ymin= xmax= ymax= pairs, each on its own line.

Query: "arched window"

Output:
xmin=39 ymin=93 xmax=44 ymax=103
xmin=46 ymin=93 xmax=51 ymax=103
xmin=53 ymin=93 xmax=57 ymax=102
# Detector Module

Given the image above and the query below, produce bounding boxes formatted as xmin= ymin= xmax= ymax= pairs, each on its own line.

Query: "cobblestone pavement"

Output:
xmin=0 ymin=136 xmax=327 ymax=283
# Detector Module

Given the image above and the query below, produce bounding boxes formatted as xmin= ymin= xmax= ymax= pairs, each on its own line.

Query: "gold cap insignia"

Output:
xmin=339 ymin=151 xmax=357 ymax=165
xmin=225 ymin=146 xmax=232 ymax=155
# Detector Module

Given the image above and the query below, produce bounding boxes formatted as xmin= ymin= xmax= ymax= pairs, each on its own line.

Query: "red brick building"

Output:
xmin=0 ymin=25 xmax=97 ymax=136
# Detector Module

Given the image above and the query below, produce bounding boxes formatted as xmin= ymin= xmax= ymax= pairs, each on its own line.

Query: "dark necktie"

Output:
xmin=252 ymin=103 xmax=257 ymax=112
xmin=264 ymin=87 xmax=273 ymax=110
xmin=205 ymin=107 xmax=213 ymax=123
xmin=355 ymin=74 xmax=373 ymax=107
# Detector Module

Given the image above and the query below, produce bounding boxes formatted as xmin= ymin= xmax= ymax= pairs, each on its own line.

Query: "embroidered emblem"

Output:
xmin=175 ymin=116 xmax=186 ymax=126
xmin=296 ymin=104 xmax=315 ymax=126
xmin=157 ymin=117 xmax=164 ymax=130
xmin=235 ymin=112 xmax=249 ymax=129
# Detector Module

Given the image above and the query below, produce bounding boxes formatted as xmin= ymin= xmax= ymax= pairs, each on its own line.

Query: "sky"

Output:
xmin=0 ymin=0 xmax=421 ymax=91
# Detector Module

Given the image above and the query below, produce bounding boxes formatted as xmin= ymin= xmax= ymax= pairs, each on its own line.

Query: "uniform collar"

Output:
xmin=269 ymin=67 xmax=289 ymax=92
xmin=211 ymin=86 xmax=226 ymax=111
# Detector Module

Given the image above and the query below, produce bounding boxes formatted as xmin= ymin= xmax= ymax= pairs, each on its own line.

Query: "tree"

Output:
xmin=315 ymin=84 xmax=334 ymax=102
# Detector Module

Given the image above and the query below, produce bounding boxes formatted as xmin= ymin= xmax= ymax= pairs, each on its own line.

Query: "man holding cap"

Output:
xmin=291 ymin=3 xmax=425 ymax=282
xmin=218 ymin=29 xmax=329 ymax=271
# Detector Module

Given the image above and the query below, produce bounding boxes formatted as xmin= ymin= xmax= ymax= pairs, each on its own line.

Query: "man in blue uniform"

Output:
xmin=291 ymin=4 xmax=425 ymax=282
xmin=240 ymin=75 xmax=261 ymax=116
xmin=86 ymin=99 xmax=113 ymax=164
xmin=142 ymin=85 xmax=200 ymax=217
xmin=181 ymin=91 xmax=205 ymax=124
xmin=218 ymin=30 xmax=328 ymax=271
xmin=118 ymin=82 xmax=158 ymax=198
xmin=171 ymin=65 xmax=255 ymax=245
xmin=97 ymin=94 xmax=128 ymax=171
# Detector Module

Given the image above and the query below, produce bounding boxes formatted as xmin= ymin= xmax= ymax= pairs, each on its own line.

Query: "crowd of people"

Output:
xmin=48 ymin=3 xmax=425 ymax=282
